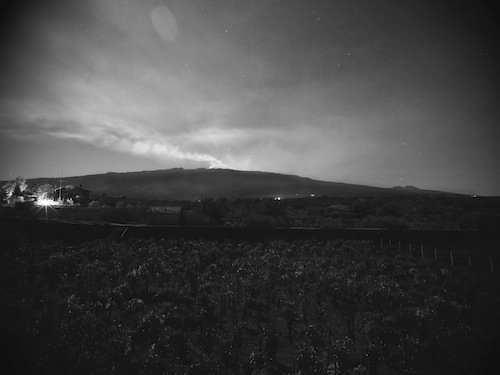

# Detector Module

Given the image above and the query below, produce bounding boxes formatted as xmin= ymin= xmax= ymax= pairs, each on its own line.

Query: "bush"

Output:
xmin=358 ymin=215 xmax=409 ymax=230
xmin=246 ymin=214 xmax=275 ymax=228
xmin=88 ymin=200 xmax=101 ymax=209
xmin=459 ymin=213 xmax=500 ymax=232
xmin=182 ymin=211 xmax=218 ymax=226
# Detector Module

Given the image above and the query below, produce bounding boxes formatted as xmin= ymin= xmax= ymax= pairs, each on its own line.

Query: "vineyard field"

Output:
xmin=1 ymin=224 xmax=499 ymax=374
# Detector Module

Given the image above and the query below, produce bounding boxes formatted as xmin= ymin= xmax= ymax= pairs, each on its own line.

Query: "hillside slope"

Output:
xmin=25 ymin=168 xmax=454 ymax=200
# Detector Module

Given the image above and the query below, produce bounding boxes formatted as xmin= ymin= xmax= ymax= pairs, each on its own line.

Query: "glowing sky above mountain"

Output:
xmin=0 ymin=0 xmax=499 ymax=195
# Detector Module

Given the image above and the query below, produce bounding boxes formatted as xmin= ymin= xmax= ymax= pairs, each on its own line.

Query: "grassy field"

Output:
xmin=1 ymin=223 xmax=499 ymax=374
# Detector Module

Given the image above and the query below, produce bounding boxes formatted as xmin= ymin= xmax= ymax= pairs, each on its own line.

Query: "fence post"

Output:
xmin=468 ymin=253 xmax=472 ymax=268
xmin=389 ymin=239 xmax=392 ymax=249
xmin=434 ymin=247 xmax=437 ymax=260
xmin=490 ymin=257 xmax=494 ymax=273
xmin=398 ymin=242 xmax=401 ymax=252
xmin=450 ymin=251 xmax=454 ymax=267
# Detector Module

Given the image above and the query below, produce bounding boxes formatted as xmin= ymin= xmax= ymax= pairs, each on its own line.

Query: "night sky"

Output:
xmin=0 ymin=0 xmax=499 ymax=195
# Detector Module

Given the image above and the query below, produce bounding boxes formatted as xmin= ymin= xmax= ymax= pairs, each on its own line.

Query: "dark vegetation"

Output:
xmin=1 ymin=222 xmax=499 ymax=374
xmin=3 ymin=194 xmax=500 ymax=232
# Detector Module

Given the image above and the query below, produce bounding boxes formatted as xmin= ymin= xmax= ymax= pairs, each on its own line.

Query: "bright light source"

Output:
xmin=36 ymin=198 xmax=59 ymax=207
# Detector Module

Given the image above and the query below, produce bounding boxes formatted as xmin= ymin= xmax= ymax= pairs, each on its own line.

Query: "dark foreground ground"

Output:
xmin=1 ymin=222 xmax=499 ymax=374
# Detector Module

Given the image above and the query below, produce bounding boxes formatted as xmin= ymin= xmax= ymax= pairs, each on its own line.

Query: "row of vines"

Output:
xmin=1 ymin=231 xmax=499 ymax=374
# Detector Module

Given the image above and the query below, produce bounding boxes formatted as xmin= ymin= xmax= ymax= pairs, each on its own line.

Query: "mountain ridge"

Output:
xmin=22 ymin=168 xmax=460 ymax=200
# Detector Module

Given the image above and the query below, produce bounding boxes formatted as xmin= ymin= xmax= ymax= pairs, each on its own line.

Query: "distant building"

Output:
xmin=54 ymin=185 xmax=91 ymax=206
xmin=146 ymin=205 xmax=183 ymax=225
xmin=325 ymin=204 xmax=349 ymax=213
xmin=148 ymin=206 xmax=182 ymax=214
